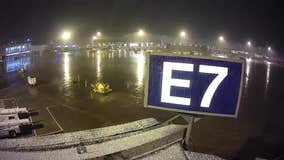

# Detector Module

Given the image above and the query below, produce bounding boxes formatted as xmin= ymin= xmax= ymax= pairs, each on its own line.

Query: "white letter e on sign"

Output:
xmin=161 ymin=62 xmax=193 ymax=106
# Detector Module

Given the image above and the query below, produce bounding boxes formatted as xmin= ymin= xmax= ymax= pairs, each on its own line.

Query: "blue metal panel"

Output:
xmin=145 ymin=54 xmax=244 ymax=117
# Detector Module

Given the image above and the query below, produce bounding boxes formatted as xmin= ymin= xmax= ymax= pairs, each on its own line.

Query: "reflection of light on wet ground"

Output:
xmin=111 ymin=51 xmax=115 ymax=59
xmin=245 ymin=58 xmax=251 ymax=88
xmin=63 ymin=52 xmax=71 ymax=85
xmin=87 ymin=51 xmax=90 ymax=58
xmin=129 ymin=50 xmax=135 ymax=56
xmin=135 ymin=52 xmax=145 ymax=87
xmin=124 ymin=51 xmax=127 ymax=58
xmin=265 ymin=60 xmax=271 ymax=92
xmin=96 ymin=51 xmax=102 ymax=80
xmin=118 ymin=50 xmax=122 ymax=58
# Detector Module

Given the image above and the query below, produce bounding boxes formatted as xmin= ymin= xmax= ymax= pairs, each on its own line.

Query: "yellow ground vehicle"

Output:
xmin=91 ymin=82 xmax=112 ymax=94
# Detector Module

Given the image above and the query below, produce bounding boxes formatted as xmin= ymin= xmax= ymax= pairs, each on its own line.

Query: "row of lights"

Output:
xmin=61 ymin=30 xmax=272 ymax=52
xmin=61 ymin=31 xmax=102 ymax=41
xmin=92 ymin=32 xmax=102 ymax=40
xmin=218 ymin=35 xmax=272 ymax=52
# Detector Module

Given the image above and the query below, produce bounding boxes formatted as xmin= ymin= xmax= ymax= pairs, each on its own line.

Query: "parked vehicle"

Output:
xmin=0 ymin=114 xmax=32 ymax=138
xmin=0 ymin=107 xmax=29 ymax=115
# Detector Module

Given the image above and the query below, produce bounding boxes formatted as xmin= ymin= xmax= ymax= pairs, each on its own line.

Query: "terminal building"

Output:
xmin=1 ymin=42 xmax=31 ymax=57
xmin=5 ymin=43 xmax=31 ymax=56
xmin=0 ymin=42 xmax=32 ymax=73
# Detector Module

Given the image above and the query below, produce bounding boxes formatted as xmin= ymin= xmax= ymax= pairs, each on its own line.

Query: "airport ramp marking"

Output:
xmin=41 ymin=106 xmax=64 ymax=136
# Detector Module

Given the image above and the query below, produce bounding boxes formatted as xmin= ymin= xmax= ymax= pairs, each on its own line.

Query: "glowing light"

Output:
xmin=218 ymin=36 xmax=225 ymax=42
xmin=247 ymin=41 xmax=252 ymax=47
xmin=5 ymin=51 xmax=30 ymax=56
xmin=130 ymin=43 xmax=139 ymax=47
xmin=137 ymin=29 xmax=145 ymax=37
xmin=216 ymin=54 xmax=228 ymax=58
xmin=161 ymin=62 xmax=193 ymax=106
xmin=5 ymin=44 xmax=30 ymax=54
xmin=93 ymin=36 xmax=98 ymax=40
xmin=180 ymin=31 xmax=186 ymax=38
xmin=96 ymin=32 xmax=102 ymax=37
xmin=61 ymin=31 xmax=71 ymax=41
xmin=268 ymin=46 xmax=272 ymax=52
xmin=199 ymin=65 xmax=228 ymax=108
xmin=246 ymin=57 xmax=252 ymax=63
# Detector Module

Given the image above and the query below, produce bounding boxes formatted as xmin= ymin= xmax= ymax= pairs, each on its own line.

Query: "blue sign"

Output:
xmin=144 ymin=54 xmax=244 ymax=117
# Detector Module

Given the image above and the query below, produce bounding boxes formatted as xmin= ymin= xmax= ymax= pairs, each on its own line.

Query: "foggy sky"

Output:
xmin=0 ymin=0 xmax=283 ymax=52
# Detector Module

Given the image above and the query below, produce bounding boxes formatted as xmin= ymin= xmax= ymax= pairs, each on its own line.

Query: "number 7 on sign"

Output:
xmin=199 ymin=65 xmax=228 ymax=108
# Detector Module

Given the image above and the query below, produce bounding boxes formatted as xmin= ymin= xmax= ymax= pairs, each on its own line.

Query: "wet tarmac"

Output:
xmin=1 ymin=50 xmax=284 ymax=159
xmin=0 ymin=50 xmax=175 ymax=135
xmin=192 ymin=59 xmax=284 ymax=159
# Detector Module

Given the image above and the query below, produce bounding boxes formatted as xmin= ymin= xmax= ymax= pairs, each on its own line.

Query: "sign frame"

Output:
xmin=144 ymin=53 xmax=245 ymax=118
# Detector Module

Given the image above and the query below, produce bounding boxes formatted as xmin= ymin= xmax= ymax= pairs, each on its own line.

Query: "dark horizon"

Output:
xmin=0 ymin=0 xmax=283 ymax=53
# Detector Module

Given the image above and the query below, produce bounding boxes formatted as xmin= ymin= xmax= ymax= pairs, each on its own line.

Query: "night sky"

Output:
xmin=0 ymin=0 xmax=283 ymax=53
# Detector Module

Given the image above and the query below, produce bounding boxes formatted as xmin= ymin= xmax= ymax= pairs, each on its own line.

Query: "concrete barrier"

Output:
xmin=0 ymin=118 xmax=159 ymax=151
xmin=0 ymin=124 xmax=186 ymax=160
